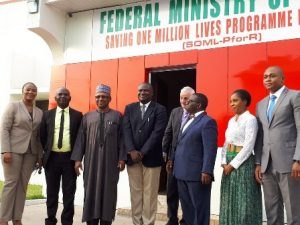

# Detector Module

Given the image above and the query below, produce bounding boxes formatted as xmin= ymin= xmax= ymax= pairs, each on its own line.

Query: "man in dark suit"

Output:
xmin=40 ymin=87 xmax=82 ymax=225
xmin=255 ymin=66 xmax=300 ymax=225
xmin=123 ymin=83 xmax=167 ymax=225
xmin=173 ymin=93 xmax=218 ymax=225
xmin=162 ymin=86 xmax=195 ymax=225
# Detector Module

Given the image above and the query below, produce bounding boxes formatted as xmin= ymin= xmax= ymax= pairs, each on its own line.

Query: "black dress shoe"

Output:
xmin=166 ymin=222 xmax=179 ymax=225
xmin=179 ymin=219 xmax=185 ymax=225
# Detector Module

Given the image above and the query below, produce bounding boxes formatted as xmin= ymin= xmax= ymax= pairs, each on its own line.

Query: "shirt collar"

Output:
xmin=57 ymin=106 xmax=69 ymax=113
xmin=181 ymin=108 xmax=188 ymax=116
xmin=140 ymin=101 xmax=151 ymax=108
xmin=235 ymin=110 xmax=249 ymax=120
xmin=270 ymin=85 xmax=285 ymax=99
xmin=194 ymin=110 xmax=204 ymax=118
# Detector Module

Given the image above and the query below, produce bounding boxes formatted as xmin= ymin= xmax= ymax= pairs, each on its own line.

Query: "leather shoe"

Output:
xmin=166 ymin=222 xmax=179 ymax=225
xmin=179 ymin=218 xmax=185 ymax=225
xmin=13 ymin=220 xmax=22 ymax=225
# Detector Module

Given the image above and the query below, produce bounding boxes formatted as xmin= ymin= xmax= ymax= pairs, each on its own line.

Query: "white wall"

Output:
xmin=64 ymin=11 xmax=93 ymax=63
xmin=27 ymin=0 xmax=66 ymax=64
xmin=0 ymin=1 xmax=52 ymax=100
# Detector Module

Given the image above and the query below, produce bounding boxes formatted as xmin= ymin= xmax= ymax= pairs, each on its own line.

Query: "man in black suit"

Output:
xmin=162 ymin=86 xmax=195 ymax=225
xmin=123 ymin=83 xmax=167 ymax=225
xmin=40 ymin=87 xmax=82 ymax=225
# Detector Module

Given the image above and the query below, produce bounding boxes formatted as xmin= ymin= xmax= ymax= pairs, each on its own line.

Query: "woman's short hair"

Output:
xmin=22 ymin=82 xmax=37 ymax=93
xmin=232 ymin=89 xmax=251 ymax=107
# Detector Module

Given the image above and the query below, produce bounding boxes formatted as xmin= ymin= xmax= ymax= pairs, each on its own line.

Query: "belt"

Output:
xmin=51 ymin=151 xmax=71 ymax=155
xmin=227 ymin=144 xmax=243 ymax=153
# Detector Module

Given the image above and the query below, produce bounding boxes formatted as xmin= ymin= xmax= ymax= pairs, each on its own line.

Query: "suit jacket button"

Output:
xmin=139 ymin=130 xmax=142 ymax=133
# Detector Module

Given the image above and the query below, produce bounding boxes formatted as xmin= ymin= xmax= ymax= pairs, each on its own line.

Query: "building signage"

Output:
xmin=92 ymin=0 xmax=300 ymax=60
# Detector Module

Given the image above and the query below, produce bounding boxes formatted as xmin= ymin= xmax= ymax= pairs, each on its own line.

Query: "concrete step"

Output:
xmin=117 ymin=195 xmax=220 ymax=225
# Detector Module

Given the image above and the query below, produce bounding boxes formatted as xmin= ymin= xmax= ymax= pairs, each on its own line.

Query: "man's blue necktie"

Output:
xmin=267 ymin=95 xmax=277 ymax=122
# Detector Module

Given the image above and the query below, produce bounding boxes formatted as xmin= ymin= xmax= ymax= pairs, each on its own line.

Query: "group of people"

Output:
xmin=163 ymin=66 xmax=300 ymax=225
xmin=0 ymin=65 xmax=299 ymax=225
xmin=0 ymin=82 xmax=166 ymax=225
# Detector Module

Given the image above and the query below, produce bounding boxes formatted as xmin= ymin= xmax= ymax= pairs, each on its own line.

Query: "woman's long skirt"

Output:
xmin=219 ymin=154 xmax=262 ymax=225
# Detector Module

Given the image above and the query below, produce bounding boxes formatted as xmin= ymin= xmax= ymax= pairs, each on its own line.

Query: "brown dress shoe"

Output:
xmin=13 ymin=220 xmax=22 ymax=225
xmin=0 ymin=222 xmax=8 ymax=225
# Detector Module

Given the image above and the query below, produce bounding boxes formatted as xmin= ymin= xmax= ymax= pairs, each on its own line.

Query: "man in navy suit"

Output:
xmin=162 ymin=86 xmax=195 ymax=225
xmin=40 ymin=87 xmax=82 ymax=225
xmin=123 ymin=83 xmax=167 ymax=225
xmin=173 ymin=93 xmax=218 ymax=225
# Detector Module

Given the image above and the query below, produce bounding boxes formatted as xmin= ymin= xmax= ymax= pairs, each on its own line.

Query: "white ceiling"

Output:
xmin=46 ymin=0 xmax=146 ymax=13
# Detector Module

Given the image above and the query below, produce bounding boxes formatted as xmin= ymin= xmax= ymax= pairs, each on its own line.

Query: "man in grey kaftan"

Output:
xmin=71 ymin=84 xmax=126 ymax=225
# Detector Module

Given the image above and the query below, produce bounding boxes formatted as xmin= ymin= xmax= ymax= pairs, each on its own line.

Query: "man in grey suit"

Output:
xmin=162 ymin=86 xmax=194 ymax=225
xmin=255 ymin=66 xmax=300 ymax=225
